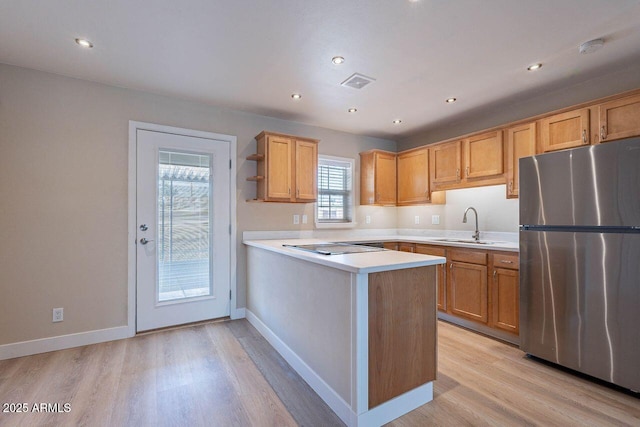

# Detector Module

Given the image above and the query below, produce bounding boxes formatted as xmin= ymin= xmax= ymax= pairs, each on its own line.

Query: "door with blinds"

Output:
xmin=136 ymin=129 xmax=231 ymax=332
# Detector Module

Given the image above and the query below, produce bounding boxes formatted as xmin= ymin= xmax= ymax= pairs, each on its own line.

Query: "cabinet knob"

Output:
xmin=296 ymin=189 xmax=300 ymax=197
xmin=582 ymin=129 xmax=588 ymax=144
xmin=465 ymin=166 xmax=469 ymax=178
xmin=450 ymin=263 xmax=453 ymax=270
xmin=493 ymin=270 xmax=497 ymax=278
xmin=456 ymin=168 xmax=460 ymax=180
xmin=508 ymin=181 xmax=513 ymax=194
xmin=601 ymin=125 xmax=607 ymax=141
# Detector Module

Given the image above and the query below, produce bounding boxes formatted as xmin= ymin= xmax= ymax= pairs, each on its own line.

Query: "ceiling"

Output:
xmin=2 ymin=0 xmax=640 ymax=140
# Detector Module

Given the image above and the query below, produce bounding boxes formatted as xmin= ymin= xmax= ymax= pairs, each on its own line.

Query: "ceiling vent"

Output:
xmin=341 ymin=73 xmax=376 ymax=90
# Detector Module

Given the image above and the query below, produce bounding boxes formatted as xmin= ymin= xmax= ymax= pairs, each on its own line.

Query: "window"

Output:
xmin=316 ymin=155 xmax=355 ymax=227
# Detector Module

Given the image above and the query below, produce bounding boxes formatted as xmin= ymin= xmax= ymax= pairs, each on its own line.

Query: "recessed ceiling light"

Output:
xmin=392 ymin=119 xmax=402 ymax=124
xmin=332 ymin=56 xmax=345 ymax=65
xmin=291 ymin=93 xmax=302 ymax=100
xmin=527 ymin=63 xmax=542 ymax=71
xmin=445 ymin=98 xmax=457 ymax=104
xmin=579 ymin=38 xmax=604 ymax=54
xmin=75 ymin=38 xmax=93 ymax=48
xmin=348 ymin=108 xmax=357 ymax=113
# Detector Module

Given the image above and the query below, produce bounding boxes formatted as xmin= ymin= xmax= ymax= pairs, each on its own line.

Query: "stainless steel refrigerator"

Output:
xmin=519 ymin=136 xmax=640 ymax=392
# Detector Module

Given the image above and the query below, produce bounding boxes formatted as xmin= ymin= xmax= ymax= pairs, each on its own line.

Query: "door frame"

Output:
xmin=127 ymin=121 xmax=237 ymax=337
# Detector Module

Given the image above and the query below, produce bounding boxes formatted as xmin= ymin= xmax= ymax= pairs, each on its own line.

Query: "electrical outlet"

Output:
xmin=53 ymin=308 xmax=64 ymax=322
xmin=293 ymin=214 xmax=300 ymax=225
xmin=432 ymin=215 xmax=440 ymax=225
xmin=365 ymin=215 xmax=371 ymax=224
xmin=302 ymin=215 xmax=308 ymax=224
xmin=414 ymin=215 xmax=420 ymax=225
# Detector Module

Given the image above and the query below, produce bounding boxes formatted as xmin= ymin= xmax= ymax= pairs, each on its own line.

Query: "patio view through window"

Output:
xmin=157 ymin=151 xmax=213 ymax=302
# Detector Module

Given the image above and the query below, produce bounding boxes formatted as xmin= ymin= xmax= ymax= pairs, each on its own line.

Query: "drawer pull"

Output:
xmin=499 ymin=260 xmax=514 ymax=264
xmin=601 ymin=125 xmax=607 ymax=141
xmin=582 ymin=129 xmax=588 ymax=144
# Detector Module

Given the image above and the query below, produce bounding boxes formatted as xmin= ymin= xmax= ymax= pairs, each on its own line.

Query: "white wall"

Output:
xmin=0 ymin=63 xmax=396 ymax=346
xmin=397 ymin=185 xmax=519 ymax=235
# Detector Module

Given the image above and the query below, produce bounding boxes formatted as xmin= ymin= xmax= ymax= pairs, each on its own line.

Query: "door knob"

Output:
xmin=139 ymin=238 xmax=154 ymax=245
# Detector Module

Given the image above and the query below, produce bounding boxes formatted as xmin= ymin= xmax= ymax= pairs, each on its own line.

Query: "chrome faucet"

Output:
xmin=463 ymin=207 xmax=480 ymax=241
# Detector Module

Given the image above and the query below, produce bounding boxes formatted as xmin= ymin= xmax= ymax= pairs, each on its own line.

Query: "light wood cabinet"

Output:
xmin=360 ymin=150 xmax=397 ymax=205
xmin=597 ymin=93 xmax=640 ymax=143
xmin=490 ymin=253 xmax=519 ymax=335
xmin=431 ymin=130 xmax=505 ymax=191
xmin=540 ymin=108 xmax=590 ymax=152
xmin=506 ymin=122 xmax=537 ymax=198
xmin=398 ymin=242 xmax=415 ymax=253
xmin=464 ymin=131 xmax=504 ymax=180
xmin=397 ymin=148 xmax=430 ymax=205
xmin=249 ymin=131 xmax=318 ymax=202
xmin=448 ymin=249 xmax=488 ymax=324
xmin=430 ymin=141 xmax=462 ymax=186
xmin=383 ymin=242 xmax=399 ymax=251
xmin=416 ymin=244 xmax=447 ymax=311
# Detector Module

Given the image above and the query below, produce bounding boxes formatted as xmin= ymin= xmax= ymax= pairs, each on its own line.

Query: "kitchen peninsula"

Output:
xmin=244 ymin=239 xmax=446 ymax=427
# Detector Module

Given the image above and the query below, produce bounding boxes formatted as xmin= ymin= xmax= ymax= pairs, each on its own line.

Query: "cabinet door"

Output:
xmin=598 ymin=93 xmax=640 ymax=142
xmin=491 ymin=268 xmax=519 ymax=334
xmin=449 ymin=261 xmax=488 ymax=323
xmin=374 ymin=152 xmax=397 ymax=204
xmin=397 ymin=148 xmax=429 ymax=205
xmin=416 ymin=245 xmax=446 ymax=311
xmin=464 ymin=131 xmax=504 ymax=179
xmin=540 ymin=108 xmax=590 ymax=152
xmin=506 ymin=122 xmax=537 ymax=198
xmin=383 ymin=242 xmax=399 ymax=251
xmin=266 ymin=135 xmax=293 ymax=200
xmin=398 ymin=243 xmax=415 ymax=253
xmin=431 ymin=141 xmax=461 ymax=186
xmin=294 ymin=140 xmax=317 ymax=201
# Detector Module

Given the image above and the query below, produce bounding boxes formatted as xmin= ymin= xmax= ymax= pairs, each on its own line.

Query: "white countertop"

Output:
xmin=332 ymin=235 xmax=519 ymax=252
xmin=244 ymin=238 xmax=447 ymax=274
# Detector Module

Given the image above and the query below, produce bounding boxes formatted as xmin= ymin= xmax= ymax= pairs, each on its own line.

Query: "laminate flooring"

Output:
xmin=0 ymin=319 xmax=638 ymax=426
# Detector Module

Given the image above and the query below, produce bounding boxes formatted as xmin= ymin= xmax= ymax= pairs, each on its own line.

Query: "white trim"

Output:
xmin=230 ymin=307 xmax=246 ymax=320
xmin=316 ymin=154 xmax=356 ymax=228
xmin=0 ymin=326 xmax=129 ymax=361
xmin=128 ymin=121 xmax=237 ymax=335
xmin=246 ymin=309 xmax=353 ymax=425
xmin=354 ymin=382 xmax=433 ymax=427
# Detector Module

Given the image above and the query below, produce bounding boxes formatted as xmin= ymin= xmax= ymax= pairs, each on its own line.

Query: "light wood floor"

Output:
xmin=0 ymin=320 xmax=638 ymax=427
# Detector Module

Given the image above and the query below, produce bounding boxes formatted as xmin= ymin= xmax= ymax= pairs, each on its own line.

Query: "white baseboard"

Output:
xmin=0 ymin=326 xmax=131 ymax=361
xmin=245 ymin=309 xmax=354 ymax=425
xmin=230 ymin=307 xmax=246 ymax=320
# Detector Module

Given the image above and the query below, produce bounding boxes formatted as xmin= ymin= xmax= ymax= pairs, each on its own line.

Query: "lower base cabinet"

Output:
xmin=385 ymin=242 xmax=519 ymax=340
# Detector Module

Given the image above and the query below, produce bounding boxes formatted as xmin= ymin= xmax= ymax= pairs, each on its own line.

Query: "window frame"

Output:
xmin=315 ymin=155 xmax=356 ymax=229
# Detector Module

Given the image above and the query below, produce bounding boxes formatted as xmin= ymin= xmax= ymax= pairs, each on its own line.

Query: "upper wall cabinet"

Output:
xmin=431 ymin=130 xmax=505 ymax=191
xmin=397 ymin=147 xmax=430 ymax=205
xmin=597 ymin=93 xmax=640 ymax=143
xmin=464 ymin=131 xmax=504 ymax=181
xmin=430 ymin=141 xmax=462 ymax=187
xmin=506 ymin=122 xmax=537 ymax=199
xmin=248 ymin=131 xmax=318 ymax=203
xmin=360 ymin=149 xmax=396 ymax=205
xmin=540 ymin=108 xmax=590 ymax=152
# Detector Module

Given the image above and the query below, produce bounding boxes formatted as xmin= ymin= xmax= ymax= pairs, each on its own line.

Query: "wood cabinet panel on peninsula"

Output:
xmin=248 ymin=131 xmax=318 ymax=202
xmin=360 ymin=149 xmax=396 ymax=205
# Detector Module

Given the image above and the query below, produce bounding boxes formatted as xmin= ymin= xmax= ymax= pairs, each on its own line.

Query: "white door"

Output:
xmin=136 ymin=129 xmax=231 ymax=332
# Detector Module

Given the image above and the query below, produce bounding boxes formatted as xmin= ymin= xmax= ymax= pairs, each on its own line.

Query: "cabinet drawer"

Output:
xmin=449 ymin=249 xmax=487 ymax=265
xmin=398 ymin=243 xmax=415 ymax=253
xmin=491 ymin=253 xmax=519 ymax=269
xmin=415 ymin=245 xmax=445 ymax=257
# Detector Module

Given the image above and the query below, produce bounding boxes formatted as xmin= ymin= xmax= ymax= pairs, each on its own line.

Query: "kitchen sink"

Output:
xmin=432 ymin=238 xmax=496 ymax=245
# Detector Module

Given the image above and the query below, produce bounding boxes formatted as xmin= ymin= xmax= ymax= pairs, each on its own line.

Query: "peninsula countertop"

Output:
xmin=243 ymin=238 xmax=446 ymax=274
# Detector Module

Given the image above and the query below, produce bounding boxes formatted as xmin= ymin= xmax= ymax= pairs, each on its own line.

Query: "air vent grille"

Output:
xmin=341 ymin=73 xmax=376 ymax=90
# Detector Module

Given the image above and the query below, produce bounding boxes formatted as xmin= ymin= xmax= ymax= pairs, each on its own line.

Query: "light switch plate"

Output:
xmin=432 ymin=215 xmax=440 ymax=225
xmin=293 ymin=214 xmax=300 ymax=225
xmin=414 ymin=216 xmax=420 ymax=225
xmin=365 ymin=215 xmax=371 ymax=224
xmin=302 ymin=215 xmax=308 ymax=224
